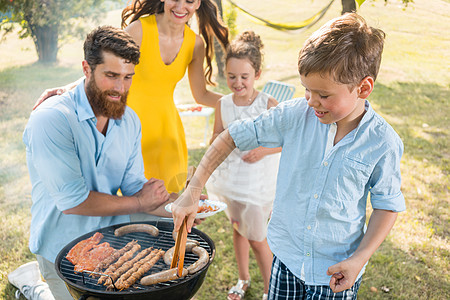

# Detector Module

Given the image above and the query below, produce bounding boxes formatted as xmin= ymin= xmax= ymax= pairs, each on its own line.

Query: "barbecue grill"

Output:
xmin=55 ymin=220 xmax=215 ymax=300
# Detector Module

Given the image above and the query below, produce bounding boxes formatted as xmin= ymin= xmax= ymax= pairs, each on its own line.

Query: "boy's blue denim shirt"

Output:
xmin=229 ymin=98 xmax=405 ymax=285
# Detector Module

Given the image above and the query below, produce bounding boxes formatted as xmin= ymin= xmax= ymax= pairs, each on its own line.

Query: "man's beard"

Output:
xmin=86 ymin=76 xmax=128 ymax=119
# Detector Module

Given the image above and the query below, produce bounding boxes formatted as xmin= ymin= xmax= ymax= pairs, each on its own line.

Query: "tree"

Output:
xmin=341 ymin=0 xmax=356 ymax=14
xmin=0 ymin=0 xmax=118 ymax=63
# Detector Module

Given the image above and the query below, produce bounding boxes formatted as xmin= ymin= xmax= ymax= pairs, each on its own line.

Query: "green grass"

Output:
xmin=1 ymin=0 xmax=449 ymax=299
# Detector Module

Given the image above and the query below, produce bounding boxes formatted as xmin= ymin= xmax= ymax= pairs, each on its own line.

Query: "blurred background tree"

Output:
xmin=0 ymin=0 xmax=121 ymax=63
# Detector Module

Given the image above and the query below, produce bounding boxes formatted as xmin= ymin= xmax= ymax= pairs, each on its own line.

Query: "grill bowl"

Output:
xmin=55 ymin=220 xmax=215 ymax=300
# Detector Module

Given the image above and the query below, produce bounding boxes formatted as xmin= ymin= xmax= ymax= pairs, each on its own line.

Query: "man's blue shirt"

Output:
xmin=229 ymin=98 xmax=405 ymax=285
xmin=23 ymin=81 xmax=147 ymax=263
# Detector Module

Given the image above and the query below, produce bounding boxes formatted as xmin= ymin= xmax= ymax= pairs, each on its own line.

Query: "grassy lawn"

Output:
xmin=0 ymin=0 xmax=448 ymax=299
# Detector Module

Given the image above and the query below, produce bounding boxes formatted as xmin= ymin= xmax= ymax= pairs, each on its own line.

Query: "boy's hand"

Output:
xmin=326 ymin=257 xmax=363 ymax=293
xmin=171 ymin=186 xmax=202 ymax=233
xmin=326 ymin=210 xmax=398 ymax=293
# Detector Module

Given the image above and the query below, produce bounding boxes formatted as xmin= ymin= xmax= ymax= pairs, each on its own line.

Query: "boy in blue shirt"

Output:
xmin=172 ymin=13 xmax=405 ymax=299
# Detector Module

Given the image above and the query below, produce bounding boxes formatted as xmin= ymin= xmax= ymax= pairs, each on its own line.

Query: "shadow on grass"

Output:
xmin=371 ymin=82 xmax=449 ymax=166
xmin=360 ymin=238 xmax=449 ymax=299
xmin=372 ymin=81 xmax=449 ymax=239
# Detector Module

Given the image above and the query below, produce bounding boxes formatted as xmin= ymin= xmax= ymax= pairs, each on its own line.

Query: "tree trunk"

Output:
xmin=213 ymin=0 xmax=225 ymax=78
xmin=341 ymin=0 xmax=357 ymax=14
xmin=29 ymin=22 xmax=59 ymax=63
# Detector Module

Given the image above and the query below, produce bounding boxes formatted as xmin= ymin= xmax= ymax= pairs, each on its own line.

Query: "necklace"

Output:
xmin=233 ymin=89 xmax=257 ymax=106
xmin=248 ymin=89 xmax=257 ymax=103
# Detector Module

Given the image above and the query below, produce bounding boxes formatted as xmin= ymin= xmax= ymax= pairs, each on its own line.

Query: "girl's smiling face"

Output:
xmin=300 ymin=73 xmax=370 ymax=127
xmin=226 ymin=57 xmax=261 ymax=103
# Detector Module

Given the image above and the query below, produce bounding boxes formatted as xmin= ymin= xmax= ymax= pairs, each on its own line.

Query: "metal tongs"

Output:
xmin=171 ymin=166 xmax=196 ymax=277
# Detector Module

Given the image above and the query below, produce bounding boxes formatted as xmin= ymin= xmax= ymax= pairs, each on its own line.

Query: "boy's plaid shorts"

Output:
xmin=268 ymin=255 xmax=362 ymax=300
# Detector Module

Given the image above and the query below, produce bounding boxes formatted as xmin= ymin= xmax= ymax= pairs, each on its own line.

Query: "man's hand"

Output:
xmin=135 ymin=178 xmax=169 ymax=213
xmin=327 ymin=257 xmax=363 ymax=293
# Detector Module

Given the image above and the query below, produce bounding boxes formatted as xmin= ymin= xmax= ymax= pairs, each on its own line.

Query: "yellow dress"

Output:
xmin=127 ymin=15 xmax=195 ymax=193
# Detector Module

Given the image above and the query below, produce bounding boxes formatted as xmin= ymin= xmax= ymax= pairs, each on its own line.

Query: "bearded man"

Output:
xmin=20 ymin=26 xmax=171 ymax=299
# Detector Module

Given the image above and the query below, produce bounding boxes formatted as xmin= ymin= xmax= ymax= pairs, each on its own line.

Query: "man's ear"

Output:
xmin=82 ymin=61 xmax=91 ymax=79
xmin=357 ymin=76 xmax=374 ymax=99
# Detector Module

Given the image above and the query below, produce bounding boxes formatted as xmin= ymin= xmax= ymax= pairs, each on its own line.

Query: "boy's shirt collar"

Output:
xmin=328 ymin=99 xmax=372 ymax=149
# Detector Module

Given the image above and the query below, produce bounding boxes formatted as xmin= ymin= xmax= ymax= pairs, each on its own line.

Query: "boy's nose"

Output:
xmin=307 ymin=94 xmax=319 ymax=108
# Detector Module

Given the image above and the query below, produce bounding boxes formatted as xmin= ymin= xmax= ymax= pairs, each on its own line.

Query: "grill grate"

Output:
xmin=58 ymin=221 xmax=213 ymax=294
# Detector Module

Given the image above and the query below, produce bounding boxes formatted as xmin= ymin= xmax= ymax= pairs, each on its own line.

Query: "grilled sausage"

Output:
xmin=140 ymin=267 xmax=188 ymax=286
xmin=186 ymin=246 xmax=209 ymax=274
xmin=114 ymin=224 xmax=159 ymax=237
xmin=163 ymin=242 xmax=199 ymax=266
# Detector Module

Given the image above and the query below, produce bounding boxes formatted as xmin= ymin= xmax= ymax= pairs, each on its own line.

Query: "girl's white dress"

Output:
xmin=205 ymin=92 xmax=280 ymax=241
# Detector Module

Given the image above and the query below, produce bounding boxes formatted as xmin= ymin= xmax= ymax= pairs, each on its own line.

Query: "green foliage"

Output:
xmin=357 ymin=0 xmax=414 ymax=7
xmin=0 ymin=0 xmax=122 ymax=61
xmin=222 ymin=1 xmax=238 ymax=39
xmin=385 ymin=0 xmax=414 ymax=6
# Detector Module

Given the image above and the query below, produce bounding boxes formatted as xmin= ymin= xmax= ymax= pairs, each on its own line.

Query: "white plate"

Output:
xmin=165 ymin=199 xmax=227 ymax=219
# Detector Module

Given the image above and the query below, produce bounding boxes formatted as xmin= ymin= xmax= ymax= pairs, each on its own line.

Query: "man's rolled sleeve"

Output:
xmin=51 ymin=178 xmax=90 ymax=211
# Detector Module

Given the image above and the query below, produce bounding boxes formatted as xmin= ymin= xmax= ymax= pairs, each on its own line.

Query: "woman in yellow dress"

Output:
xmin=35 ymin=0 xmax=229 ymax=195
xmin=122 ymin=0 xmax=229 ymax=193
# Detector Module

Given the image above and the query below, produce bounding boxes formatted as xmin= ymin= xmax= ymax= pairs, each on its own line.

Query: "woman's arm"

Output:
xmin=33 ymin=77 xmax=84 ymax=110
xmin=209 ymin=99 xmax=224 ymax=144
xmin=124 ymin=20 xmax=143 ymax=47
xmin=188 ymin=35 xmax=222 ymax=108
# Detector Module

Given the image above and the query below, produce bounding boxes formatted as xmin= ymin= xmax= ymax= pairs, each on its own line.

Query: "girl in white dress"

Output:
xmin=205 ymin=31 xmax=281 ymax=300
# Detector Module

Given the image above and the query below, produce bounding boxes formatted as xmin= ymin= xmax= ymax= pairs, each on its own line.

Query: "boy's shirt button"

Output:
xmin=307 ymin=225 xmax=312 ymax=230
xmin=323 ymin=161 xmax=328 ymax=166
xmin=314 ymin=194 xmax=318 ymax=199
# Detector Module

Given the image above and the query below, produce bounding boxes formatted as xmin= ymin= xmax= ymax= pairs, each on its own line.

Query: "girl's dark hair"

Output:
xmin=225 ymin=30 xmax=264 ymax=73
xmin=121 ymin=0 xmax=229 ymax=85
xmin=84 ymin=25 xmax=140 ymax=70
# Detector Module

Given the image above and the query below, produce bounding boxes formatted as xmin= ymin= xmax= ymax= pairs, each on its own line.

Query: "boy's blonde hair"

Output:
xmin=225 ymin=30 xmax=264 ymax=73
xmin=298 ymin=13 xmax=385 ymax=87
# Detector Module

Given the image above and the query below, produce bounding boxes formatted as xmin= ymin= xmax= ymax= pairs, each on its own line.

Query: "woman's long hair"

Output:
xmin=122 ymin=0 xmax=229 ymax=85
